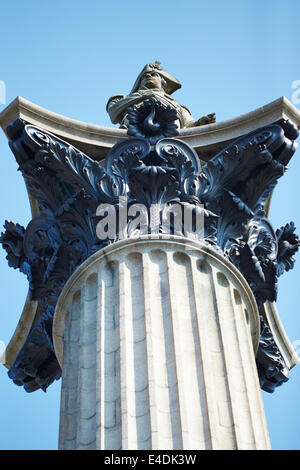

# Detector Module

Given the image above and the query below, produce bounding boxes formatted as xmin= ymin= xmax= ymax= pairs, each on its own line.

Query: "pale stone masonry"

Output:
xmin=53 ymin=236 xmax=270 ymax=450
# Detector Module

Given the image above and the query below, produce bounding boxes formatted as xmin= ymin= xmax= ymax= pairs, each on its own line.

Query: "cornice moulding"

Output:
xmin=1 ymin=96 xmax=299 ymax=162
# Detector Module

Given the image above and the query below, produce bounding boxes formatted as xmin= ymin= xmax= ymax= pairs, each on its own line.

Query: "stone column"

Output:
xmin=53 ymin=235 xmax=270 ymax=450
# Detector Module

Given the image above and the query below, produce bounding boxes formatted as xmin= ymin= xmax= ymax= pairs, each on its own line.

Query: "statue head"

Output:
xmin=139 ymin=70 xmax=166 ymax=92
xmin=130 ymin=61 xmax=181 ymax=95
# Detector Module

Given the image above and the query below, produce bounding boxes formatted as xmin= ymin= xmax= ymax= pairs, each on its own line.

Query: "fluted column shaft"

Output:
xmin=53 ymin=236 xmax=270 ymax=450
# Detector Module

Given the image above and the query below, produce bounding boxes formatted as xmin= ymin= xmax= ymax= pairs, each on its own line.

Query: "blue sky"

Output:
xmin=0 ymin=0 xmax=300 ymax=450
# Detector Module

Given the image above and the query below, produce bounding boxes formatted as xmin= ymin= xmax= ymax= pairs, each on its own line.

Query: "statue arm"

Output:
xmin=180 ymin=105 xmax=197 ymax=128
xmin=107 ymin=92 xmax=153 ymax=125
xmin=194 ymin=113 xmax=216 ymax=126
xmin=180 ymin=105 xmax=216 ymax=128
xmin=106 ymin=94 xmax=126 ymax=124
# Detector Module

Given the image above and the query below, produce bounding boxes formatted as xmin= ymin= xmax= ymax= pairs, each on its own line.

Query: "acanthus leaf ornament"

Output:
xmin=256 ymin=316 xmax=289 ymax=393
xmin=276 ymin=221 xmax=300 ymax=276
xmin=126 ymin=97 xmax=179 ymax=143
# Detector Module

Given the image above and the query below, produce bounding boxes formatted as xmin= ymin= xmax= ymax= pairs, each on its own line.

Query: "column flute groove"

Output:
xmin=210 ymin=269 xmax=240 ymax=449
xmin=53 ymin=236 xmax=270 ymax=450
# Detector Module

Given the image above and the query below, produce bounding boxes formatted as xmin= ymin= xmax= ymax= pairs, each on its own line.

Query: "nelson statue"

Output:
xmin=106 ymin=61 xmax=216 ymax=130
